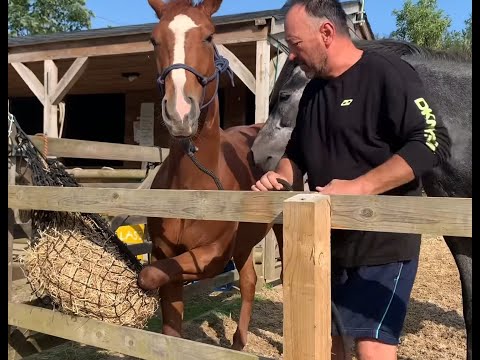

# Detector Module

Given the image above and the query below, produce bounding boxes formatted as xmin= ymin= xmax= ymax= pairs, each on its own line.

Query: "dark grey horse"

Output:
xmin=251 ymin=39 xmax=472 ymax=360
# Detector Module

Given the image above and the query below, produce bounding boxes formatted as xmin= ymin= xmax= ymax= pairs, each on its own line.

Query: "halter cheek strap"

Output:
xmin=156 ymin=44 xmax=235 ymax=110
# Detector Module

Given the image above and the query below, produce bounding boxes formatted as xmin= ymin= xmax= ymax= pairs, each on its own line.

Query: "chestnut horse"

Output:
xmin=137 ymin=0 xmax=276 ymax=350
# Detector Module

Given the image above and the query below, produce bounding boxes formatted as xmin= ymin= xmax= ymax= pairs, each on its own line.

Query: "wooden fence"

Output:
xmin=8 ymin=136 xmax=471 ymax=359
xmin=8 ymin=185 xmax=471 ymax=359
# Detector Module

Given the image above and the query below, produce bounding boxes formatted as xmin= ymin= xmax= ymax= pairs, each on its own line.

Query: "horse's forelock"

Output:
xmin=269 ymin=59 xmax=298 ymax=110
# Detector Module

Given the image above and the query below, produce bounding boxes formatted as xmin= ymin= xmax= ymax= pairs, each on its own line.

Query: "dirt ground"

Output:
xmin=18 ymin=234 xmax=466 ymax=360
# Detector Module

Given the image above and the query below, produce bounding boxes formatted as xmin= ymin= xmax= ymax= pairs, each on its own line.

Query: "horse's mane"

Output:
xmin=269 ymin=38 xmax=471 ymax=108
xmin=354 ymin=38 xmax=472 ymax=63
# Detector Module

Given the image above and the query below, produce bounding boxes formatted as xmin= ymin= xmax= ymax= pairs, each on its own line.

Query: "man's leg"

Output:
xmin=331 ymin=257 xmax=419 ymax=360
xmin=355 ymin=338 xmax=397 ymax=360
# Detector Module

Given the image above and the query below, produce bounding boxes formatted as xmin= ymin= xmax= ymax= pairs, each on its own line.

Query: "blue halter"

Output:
xmin=156 ymin=44 xmax=235 ymax=110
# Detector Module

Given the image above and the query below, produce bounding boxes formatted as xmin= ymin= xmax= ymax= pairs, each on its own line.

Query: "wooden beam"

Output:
xmin=50 ymin=57 xmax=89 ymax=105
xmin=8 ymin=26 xmax=269 ymax=63
xmin=8 ymin=302 xmax=270 ymax=360
xmin=255 ymin=40 xmax=270 ymax=124
xmin=29 ymin=136 xmax=168 ymax=163
xmin=8 ymin=163 xmax=15 ymax=302
xmin=8 ymin=131 xmax=19 ymax=359
xmin=216 ymin=44 xmax=256 ymax=95
xmin=10 ymin=63 xmax=45 ymax=105
xmin=66 ymin=168 xmax=147 ymax=180
xmin=8 ymin=185 xmax=472 ymax=237
xmin=43 ymin=60 xmax=58 ymax=137
xmin=184 ymin=270 xmax=239 ymax=298
xmin=263 ymin=230 xmax=278 ymax=282
xmin=283 ymin=194 xmax=331 ymax=360
xmin=80 ymin=182 xmax=143 ymax=189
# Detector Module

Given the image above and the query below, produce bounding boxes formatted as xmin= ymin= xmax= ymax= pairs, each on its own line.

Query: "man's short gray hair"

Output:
xmin=286 ymin=0 xmax=350 ymax=36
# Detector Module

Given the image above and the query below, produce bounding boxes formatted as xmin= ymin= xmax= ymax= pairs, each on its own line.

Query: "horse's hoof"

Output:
xmin=232 ymin=331 xmax=246 ymax=351
xmin=137 ymin=266 xmax=170 ymax=290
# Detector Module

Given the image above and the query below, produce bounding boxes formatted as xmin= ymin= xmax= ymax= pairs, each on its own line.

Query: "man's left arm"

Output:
xmin=318 ymin=62 xmax=451 ymax=196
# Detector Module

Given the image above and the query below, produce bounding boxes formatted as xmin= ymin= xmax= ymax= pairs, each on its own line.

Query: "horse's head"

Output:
xmin=148 ymin=0 xmax=225 ymax=138
xmin=251 ymin=62 xmax=309 ymax=171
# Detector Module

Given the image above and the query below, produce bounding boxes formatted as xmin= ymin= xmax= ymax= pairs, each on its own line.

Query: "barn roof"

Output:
xmin=8 ymin=8 xmax=288 ymax=48
xmin=8 ymin=1 xmax=372 ymax=48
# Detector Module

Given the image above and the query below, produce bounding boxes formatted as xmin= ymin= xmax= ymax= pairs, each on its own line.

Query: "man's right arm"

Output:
xmin=251 ymin=157 xmax=303 ymax=191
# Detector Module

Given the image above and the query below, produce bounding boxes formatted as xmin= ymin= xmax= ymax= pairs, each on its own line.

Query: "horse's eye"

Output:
xmin=279 ymin=91 xmax=291 ymax=101
xmin=205 ymin=34 xmax=213 ymax=43
xmin=150 ymin=38 xmax=158 ymax=47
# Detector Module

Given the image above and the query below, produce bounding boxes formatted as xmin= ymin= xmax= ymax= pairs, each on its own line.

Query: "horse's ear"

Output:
xmin=199 ymin=0 xmax=222 ymax=16
xmin=148 ymin=0 xmax=165 ymax=19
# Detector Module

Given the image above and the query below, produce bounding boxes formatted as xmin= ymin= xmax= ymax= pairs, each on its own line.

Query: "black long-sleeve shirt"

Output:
xmin=284 ymin=49 xmax=451 ymax=267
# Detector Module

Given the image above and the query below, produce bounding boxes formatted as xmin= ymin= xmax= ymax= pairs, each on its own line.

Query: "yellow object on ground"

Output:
xmin=115 ymin=224 xmax=146 ymax=261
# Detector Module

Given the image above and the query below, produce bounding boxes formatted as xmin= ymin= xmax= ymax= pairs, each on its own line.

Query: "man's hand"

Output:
xmin=316 ymin=179 xmax=370 ymax=195
xmin=251 ymin=171 xmax=288 ymax=191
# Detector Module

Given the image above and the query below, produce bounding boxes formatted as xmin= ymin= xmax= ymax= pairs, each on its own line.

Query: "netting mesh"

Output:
xmin=10 ymin=116 xmax=159 ymax=328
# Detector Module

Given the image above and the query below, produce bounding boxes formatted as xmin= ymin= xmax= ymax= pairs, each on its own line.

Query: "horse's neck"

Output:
xmin=168 ymin=101 xmax=222 ymax=184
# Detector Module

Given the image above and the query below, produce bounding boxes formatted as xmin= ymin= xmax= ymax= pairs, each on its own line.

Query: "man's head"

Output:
xmin=284 ymin=0 xmax=350 ymax=78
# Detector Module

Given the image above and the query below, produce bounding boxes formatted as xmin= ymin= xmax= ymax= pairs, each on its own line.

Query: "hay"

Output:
xmin=20 ymin=227 xmax=159 ymax=329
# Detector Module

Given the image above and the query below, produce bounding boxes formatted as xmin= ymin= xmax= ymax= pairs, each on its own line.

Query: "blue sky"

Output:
xmin=86 ymin=0 xmax=472 ymax=37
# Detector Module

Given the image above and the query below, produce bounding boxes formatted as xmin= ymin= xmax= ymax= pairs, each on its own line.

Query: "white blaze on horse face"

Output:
xmin=168 ymin=14 xmax=198 ymax=122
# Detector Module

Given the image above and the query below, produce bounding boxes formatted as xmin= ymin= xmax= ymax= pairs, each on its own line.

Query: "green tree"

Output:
xmin=8 ymin=0 xmax=94 ymax=37
xmin=390 ymin=0 xmax=451 ymax=49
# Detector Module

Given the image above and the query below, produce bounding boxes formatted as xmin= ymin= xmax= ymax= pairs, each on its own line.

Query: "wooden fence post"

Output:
xmin=283 ymin=194 xmax=331 ymax=360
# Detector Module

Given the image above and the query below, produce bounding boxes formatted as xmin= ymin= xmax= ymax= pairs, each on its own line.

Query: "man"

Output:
xmin=252 ymin=0 xmax=451 ymax=359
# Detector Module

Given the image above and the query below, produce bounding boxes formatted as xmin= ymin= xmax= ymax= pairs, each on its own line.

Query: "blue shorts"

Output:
xmin=331 ymin=257 xmax=419 ymax=345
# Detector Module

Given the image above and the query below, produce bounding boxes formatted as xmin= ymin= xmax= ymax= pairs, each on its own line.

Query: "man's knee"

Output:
xmin=355 ymin=338 xmax=398 ymax=360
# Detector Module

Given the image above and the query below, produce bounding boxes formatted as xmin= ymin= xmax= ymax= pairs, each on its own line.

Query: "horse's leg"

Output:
xmin=231 ymin=250 xmax=256 ymax=351
xmin=422 ymin=175 xmax=472 ymax=359
xmin=159 ymin=282 xmax=184 ymax=337
xmin=138 ymin=240 xmax=234 ymax=290
xmin=443 ymin=235 xmax=472 ymax=360
xmin=272 ymin=223 xmax=284 ymax=283
xmin=148 ymin=237 xmax=185 ymax=338
xmin=230 ymin=222 xmax=272 ymax=350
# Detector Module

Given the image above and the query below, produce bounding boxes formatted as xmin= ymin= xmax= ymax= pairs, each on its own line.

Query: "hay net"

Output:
xmin=10 ymin=115 xmax=159 ymax=329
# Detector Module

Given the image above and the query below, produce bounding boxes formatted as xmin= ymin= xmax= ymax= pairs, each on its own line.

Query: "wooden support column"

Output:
xmin=8 ymin=123 xmax=20 ymax=360
xmin=11 ymin=58 xmax=89 ymax=138
xmin=283 ymin=194 xmax=332 ymax=360
xmin=43 ymin=60 xmax=58 ymax=137
xmin=254 ymin=39 xmax=270 ymax=124
xmin=263 ymin=228 xmax=277 ymax=282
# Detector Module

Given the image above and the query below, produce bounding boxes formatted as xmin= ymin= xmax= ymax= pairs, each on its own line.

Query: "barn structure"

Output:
xmin=8 ymin=1 xmax=373 ymax=166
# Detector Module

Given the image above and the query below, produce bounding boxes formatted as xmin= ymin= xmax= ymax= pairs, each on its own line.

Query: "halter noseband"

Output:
xmin=156 ymin=44 xmax=235 ymax=110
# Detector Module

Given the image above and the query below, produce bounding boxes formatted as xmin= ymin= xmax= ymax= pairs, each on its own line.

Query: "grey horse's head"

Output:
xmin=251 ymin=63 xmax=309 ymax=171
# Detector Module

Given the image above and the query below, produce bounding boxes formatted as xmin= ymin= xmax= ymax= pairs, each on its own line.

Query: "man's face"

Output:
xmin=285 ymin=5 xmax=328 ymax=79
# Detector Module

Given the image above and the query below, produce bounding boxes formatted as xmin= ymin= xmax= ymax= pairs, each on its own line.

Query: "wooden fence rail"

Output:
xmin=8 ymin=185 xmax=472 ymax=237
xmin=8 ymin=184 xmax=472 ymax=359
xmin=28 ymin=135 xmax=170 ymax=162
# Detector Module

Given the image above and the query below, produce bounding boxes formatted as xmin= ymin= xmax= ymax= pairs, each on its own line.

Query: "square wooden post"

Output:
xmin=283 ymin=194 xmax=332 ymax=360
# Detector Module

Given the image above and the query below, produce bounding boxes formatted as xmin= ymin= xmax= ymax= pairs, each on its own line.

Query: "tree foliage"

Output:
xmin=391 ymin=0 xmax=471 ymax=54
xmin=8 ymin=0 xmax=94 ymax=36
